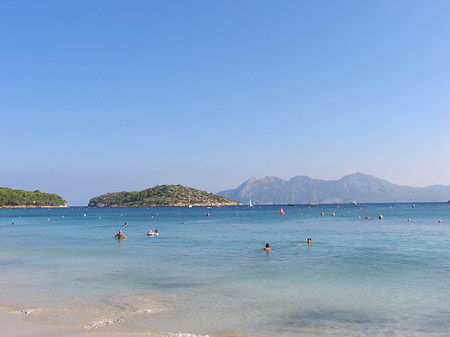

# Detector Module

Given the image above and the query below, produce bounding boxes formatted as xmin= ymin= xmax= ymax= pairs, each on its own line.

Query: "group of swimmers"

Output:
xmin=114 ymin=223 xmax=159 ymax=239
xmin=264 ymin=237 xmax=311 ymax=251
xmin=115 ymin=225 xmax=311 ymax=249
xmin=147 ymin=229 xmax=159 ymax=237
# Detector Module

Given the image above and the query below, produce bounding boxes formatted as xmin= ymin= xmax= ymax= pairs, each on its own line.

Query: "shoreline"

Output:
xmin=0 ymin=307 xmax=178 ymax=337
xmin=88 ymin=203 xmax=241 ymax=208
xmin=1 ymin=205 xmax=68 ymax=209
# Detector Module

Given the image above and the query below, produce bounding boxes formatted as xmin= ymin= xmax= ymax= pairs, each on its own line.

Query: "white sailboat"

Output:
xmin=306 ymin=187 xmax=318 ymax=206
xmin=248 ymin=199 xmax=254 ymax=207
xmin=188 ymin=192 xmax=193 ymax=208
xmin=288 ymin=187 xmax=295 ymax=206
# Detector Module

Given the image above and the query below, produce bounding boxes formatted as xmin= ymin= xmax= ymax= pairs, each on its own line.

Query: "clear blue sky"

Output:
xmin=1 ymin=0 xmax=449 ymax=205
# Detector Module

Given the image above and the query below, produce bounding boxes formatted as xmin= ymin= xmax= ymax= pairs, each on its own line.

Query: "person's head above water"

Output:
xmin=264 ymin=243 xmax=271 ymax=251
xmin=307 ymin=238 xmax=312 ymax=245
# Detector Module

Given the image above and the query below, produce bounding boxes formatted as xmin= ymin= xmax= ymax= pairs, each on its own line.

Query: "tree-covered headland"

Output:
xmin=0 ymin=187 xmax=67 ymax=207
xmin=88 ymin=184 xmax=241 ymax=207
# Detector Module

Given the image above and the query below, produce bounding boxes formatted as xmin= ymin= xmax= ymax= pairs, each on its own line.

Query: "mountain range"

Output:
xmin=217 ymin=173 xmax=450 ymax=204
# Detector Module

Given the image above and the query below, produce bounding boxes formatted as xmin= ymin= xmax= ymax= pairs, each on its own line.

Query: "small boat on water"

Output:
xmin=351 ymin=200 xmax=357 ymax=205
xmin=248 ymin=199 xmax=254 ymax=207
xmin=306 ymin=187 xmax=319 ymax=206
xmin=288 ymin=187 xmax=295 ymax=206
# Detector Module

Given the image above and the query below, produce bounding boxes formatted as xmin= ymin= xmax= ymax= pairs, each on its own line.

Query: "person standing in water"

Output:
xmin=264 ymin=243 xmax=271 ymax=251
xmin=307 ymin=238 xmax=312 ymax=245
xmin=115 ymin=229 xmax=127 ymax=239
xmin=154 ymin=229 xmax=159 ymax=237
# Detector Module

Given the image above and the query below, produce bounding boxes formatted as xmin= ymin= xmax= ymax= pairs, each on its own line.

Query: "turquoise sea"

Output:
xmin=1 ymin=203 xmax=450 ymax=336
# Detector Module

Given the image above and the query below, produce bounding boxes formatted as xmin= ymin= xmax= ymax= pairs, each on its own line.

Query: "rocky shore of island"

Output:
xmin=1 ymin=205 xmax=68 ymax=209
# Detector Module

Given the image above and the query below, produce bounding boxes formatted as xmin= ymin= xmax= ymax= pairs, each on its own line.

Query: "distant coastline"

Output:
xmin=1 ymin=205 xmax=68 ymax=209
xmin=88 ymin=203 xmax=237 ymax=208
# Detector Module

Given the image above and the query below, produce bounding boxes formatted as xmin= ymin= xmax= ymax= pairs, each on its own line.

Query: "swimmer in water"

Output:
xmin=124 ymin=222 xmax=128 ymax=227
xmin=307 ymin=238 xmax=311 ymax=245
xmin=147 ymin=230 xmax=154 ymax=236
xmin=264 ymin=243 xmax=271 ymax=251
xmin=115 ymin=229 xmax=127 ymax=239
xmin=154 ymin=229 xmax=159 ymax=237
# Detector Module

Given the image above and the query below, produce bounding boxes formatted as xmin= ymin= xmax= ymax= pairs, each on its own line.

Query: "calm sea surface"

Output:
xmin=1 ymin=204 xmax=450 ymax=336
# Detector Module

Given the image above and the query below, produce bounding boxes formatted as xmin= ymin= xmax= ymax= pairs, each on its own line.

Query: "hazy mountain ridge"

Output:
xmin=218 ymin=173 xmax=450 ymax=204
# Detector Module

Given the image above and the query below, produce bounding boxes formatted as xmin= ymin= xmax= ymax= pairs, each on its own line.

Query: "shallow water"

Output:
xmin=1 ymin=203 xmax=450 ymax=336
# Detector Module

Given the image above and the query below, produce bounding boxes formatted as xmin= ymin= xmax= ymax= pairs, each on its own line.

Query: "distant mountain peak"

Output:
xmin=218 ymin=173 xmax=450 ymax=204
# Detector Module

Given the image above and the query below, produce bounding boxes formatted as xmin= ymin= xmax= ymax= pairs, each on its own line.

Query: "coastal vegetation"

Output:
xmin=88 ymin=184 xmax=241 ymax=207
xmin=0 ymin=187 xmax=67 ymax=207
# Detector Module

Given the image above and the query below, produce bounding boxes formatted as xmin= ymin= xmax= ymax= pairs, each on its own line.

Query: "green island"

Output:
xmin=0 ymin=187 xmax=67 ymax=208
xmin=88 ymin=185 xmax=241 ymax=207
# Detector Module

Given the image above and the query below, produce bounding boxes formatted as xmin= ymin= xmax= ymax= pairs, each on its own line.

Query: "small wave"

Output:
xmin=135 ymin=307 xmax=164 ymax=314
xmin=84 ymin=316 xmax=125 ymax=329
xmin=172 ymin=333 xmax=210 ymax=337
xmin=12 ymin=308 xmax=45 ymax=316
